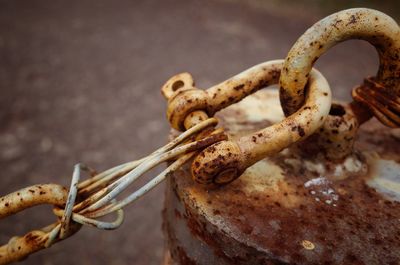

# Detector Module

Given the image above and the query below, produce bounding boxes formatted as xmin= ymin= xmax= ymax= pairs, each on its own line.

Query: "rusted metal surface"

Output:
xmin=293 ymin=102 xmax=359 ymax=161
xmin=163 ymin=89 xmax=400 ymax=265
xmin=279 ymin=8 xmax=400 ymax=128
xmin=352 ymin=77 xmax=400 ymax=127
xmin=163 ymin=60 xmax=332 ymax=186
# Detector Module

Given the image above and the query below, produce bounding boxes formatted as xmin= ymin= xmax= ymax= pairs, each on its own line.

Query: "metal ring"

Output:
xmin=279 ymin=8 xmax=400 ymax=117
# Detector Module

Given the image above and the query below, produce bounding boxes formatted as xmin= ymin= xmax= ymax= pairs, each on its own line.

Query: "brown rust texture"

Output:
xmin=293 ymin=102 xmax=359 ymax=161
xmin=352 ymin=77 xmax=400 ymax=128
xmin=163 ymin=90 xmax=400 ymax=265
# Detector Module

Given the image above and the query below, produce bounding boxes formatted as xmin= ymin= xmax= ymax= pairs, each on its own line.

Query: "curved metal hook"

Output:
xmin=0 ymin=184 xmax=81 ymax=264
xmin=279 ymin=8 xmax=400 ymax=125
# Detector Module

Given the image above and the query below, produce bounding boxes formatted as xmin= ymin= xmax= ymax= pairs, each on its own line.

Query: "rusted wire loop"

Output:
xmin=0 ymin=118 xmax=224 ymax=264
xmin=279 ymin=8 xmax=400 ymax=128
xmin=162 ymin=60 xmax=332 ymax=185
xmin=45 ymin=164 xmax=126 ymax=247
xmin=59 ymin=164 xmax=80 ymax=239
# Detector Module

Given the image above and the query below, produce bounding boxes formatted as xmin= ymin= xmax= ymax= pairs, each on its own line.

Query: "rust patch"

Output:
xmin=233 ymin=84 xmax=245 ymax=91
xmin=346 ymin=14 xmax=358 ymax=26
xmin=352 ymin=77 xmax=400 ymax=128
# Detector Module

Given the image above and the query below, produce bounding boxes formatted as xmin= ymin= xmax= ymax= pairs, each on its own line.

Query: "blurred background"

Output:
xmin=0 ymin=1 xmax=399 ymax=264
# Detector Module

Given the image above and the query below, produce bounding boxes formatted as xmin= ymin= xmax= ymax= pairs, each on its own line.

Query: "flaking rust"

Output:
xmin=163 ymin=89 xmax=400 ymax=265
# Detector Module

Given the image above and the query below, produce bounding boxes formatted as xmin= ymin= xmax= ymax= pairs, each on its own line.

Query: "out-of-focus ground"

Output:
xmin=0 ymin=1 xmax=398 ymax=264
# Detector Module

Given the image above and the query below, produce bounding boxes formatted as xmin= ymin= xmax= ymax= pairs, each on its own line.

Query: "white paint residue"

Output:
xmin=304 ymin=161 xmax=326 ymax=175
xmin=305 ymin=176 xmax=339 ymax=205
xmin=237 ymin=89 xmax=284 ymax=123
xmin=240 ymin=160 xmax=284 ymax=193
xmin=333 ymin=165 xmax=343 ymax=177
xmin=304 ymin=176 xmax=328 ymax=188
xmin=321 ymin=188 xmax=338 ymax=201
xmin=367 ymin=159 xmax=400 ymax=201
xmin=344 ymin=156 xmax=363 ymax=172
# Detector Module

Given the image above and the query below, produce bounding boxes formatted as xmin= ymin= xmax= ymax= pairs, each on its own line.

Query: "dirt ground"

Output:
xmin=0 ymin=1 xmax=398 ymax=264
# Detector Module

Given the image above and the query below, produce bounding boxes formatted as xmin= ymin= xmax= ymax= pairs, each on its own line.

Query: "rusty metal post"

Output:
xmin=162 ymin=88 xmax=400 ymax=265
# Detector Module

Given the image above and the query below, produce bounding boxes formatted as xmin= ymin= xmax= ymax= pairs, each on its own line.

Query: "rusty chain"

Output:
xmin=1 ymin=7 xmax=400 ymax=265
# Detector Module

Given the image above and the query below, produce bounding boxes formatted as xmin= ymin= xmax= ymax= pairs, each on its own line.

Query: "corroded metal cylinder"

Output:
xmin=163 ymin=89 xmax=400 ymax=265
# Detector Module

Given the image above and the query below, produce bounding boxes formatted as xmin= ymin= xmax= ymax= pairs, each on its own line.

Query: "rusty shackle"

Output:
xmin=162 ymin=60 xmax=332 ymax=185
xmin=0 ymin=184 xmax=81 ymax=264
xmin=279 ymin=8 xmax=400 ymax=127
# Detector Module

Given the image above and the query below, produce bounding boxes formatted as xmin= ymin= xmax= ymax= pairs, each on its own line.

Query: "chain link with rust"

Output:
xmin=276 ymin=8 xmax=400 ymax=161
xmin=279 ymin=8 xmax=400 ymax=128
